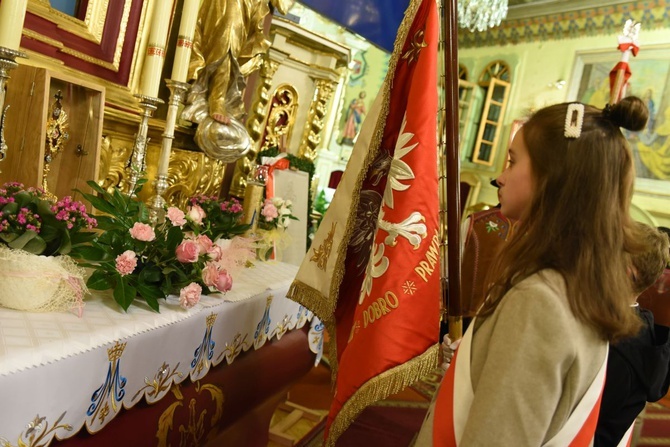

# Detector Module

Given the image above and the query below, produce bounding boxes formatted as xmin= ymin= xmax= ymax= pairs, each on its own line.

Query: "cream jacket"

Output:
xmin=415 ymin=270 xmax=607 ymax=446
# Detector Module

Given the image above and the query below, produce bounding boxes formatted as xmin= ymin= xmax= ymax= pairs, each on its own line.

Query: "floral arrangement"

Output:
xmin=0 ymin=182 xmax=97 ymax=256
xmin=75 ymin=180 xmax=254 ymax=312
xmin=255 ymin=196 xmax=297 ymax=261
xmin=259 ymin=196 xmax=297 ymax=231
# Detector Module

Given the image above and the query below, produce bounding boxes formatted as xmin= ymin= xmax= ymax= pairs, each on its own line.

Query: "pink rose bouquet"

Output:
xmin=75 ymin=180 xmax=252 ymax=312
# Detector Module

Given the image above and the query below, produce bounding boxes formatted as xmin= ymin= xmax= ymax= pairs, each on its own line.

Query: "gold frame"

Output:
xmin=26 ymin=0 xmax=130 ymax=72
xmin=29 ymin=0 xmax=109 ymax=44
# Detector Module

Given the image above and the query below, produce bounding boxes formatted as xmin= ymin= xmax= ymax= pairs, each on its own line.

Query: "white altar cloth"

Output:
xmin=0 ymin=262 xmax=320 ymax=446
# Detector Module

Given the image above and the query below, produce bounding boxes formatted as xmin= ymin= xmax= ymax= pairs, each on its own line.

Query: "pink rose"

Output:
xmin=115 ymin=250 xmax=137 ymax=276
xmin=166 ymin=207 xmax=186 ymax=227
xmin=261 ymin=199 xmax=278 ymax=221
xmin=187 ymin=205 xmax=206 ymax=225
xmin=207 ymin=244 xmax=223 ymax=261
xmin=213 ymin=269 xmax=233 ymax=293
xmin=179 ymin=282 xmax=201 ymax=309
xmin=196 ymin=234 xmax=213 ymax=253
xmin=175 ymin=239 xmax=200 ymax=263
xmin=202 ymin=262 xmax=219 ymax=287
xmin=129 ymin=222 xmax=155 ymax=241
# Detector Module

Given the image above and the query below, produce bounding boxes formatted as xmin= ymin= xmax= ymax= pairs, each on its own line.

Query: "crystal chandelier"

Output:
xmin=458 ymin=0 xmax=509 ymax=33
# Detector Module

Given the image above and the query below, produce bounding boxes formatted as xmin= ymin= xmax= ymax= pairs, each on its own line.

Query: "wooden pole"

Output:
xmin=441 ymin=0 xmax=462 ymax=340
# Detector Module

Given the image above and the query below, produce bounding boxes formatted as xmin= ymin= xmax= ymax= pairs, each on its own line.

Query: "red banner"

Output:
xmin=325 ymin=0 xmax=440 ymax=442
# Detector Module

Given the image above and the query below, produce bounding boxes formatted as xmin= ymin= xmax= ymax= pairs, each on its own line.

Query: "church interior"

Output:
xmin=0 ymin=0 xmax=669 ymax=446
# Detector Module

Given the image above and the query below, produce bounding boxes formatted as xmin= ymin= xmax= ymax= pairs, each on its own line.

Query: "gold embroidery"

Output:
xmin=156 ymin=382 xmax=225 ymax=447
xmin=401 ymin=29 xmax=427 ymax=65
xmin=218 ymin=333 xmax=250 ymax=364
xmin=0 ymin=413 xmax=72 ymax=447
xmin=132 ymin=362 xmax=183 ymax=401
xmin=310 ymin=222 xmax=336 ymax=271
xmin=107 ymin=341 xmax=127 ymax=361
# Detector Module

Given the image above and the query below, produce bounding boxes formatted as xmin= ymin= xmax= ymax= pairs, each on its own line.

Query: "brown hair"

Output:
xmin=630 ymin=222 xmax=670 ymax=295
xmin=480 ymin=96 xmax=649 ymax=342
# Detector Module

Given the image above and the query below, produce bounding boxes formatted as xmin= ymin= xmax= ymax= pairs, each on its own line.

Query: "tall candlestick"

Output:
xmin=138 ymin=0 xmax=174 ymax=98
xmin=171 ymin=0 xmax=201 ymax=83
xmin=0 ymin=0 xmax=28 ymax=51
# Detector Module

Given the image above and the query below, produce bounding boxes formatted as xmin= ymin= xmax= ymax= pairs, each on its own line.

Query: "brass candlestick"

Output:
xmin=148 ymin=79 xmax=189 ymax=224
xmin=0 ymin=46 xmax=26 ymax=172
xmin=125 ymin=94 xmax=164 ymax=196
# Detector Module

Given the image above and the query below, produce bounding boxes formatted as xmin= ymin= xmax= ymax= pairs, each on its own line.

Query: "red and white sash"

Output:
xmin=433 ymin=320 xmax=608 ymax=446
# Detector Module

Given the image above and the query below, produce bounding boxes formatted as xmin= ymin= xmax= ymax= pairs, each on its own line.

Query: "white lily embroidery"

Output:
xmin=359 ymin=241 xmax=389 ymax=304
xmin=379 ymin=211 xmax=427 ymax=249
xmin=384 ymin=115 xmax=417 ymax=209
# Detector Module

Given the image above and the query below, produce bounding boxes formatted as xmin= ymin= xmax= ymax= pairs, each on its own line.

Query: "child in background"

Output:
xmin=595 ymin=223 xmax=670 ymax=447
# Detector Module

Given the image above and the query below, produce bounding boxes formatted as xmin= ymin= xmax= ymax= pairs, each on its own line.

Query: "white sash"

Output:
xmin=452 ymin=319 xmax=608 ymax=446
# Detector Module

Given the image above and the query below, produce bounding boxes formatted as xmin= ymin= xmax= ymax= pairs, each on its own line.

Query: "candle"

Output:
xmin=139 ymin=0 xmax=174 ymax=98
xmin=171 ymin=0 xmax=201 ymax=82
xmin=0 ymin=0 xmax=28 ymax=51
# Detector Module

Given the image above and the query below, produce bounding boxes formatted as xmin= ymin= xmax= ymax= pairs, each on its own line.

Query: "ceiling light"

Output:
xmin=458 ymin=0 xmax=509 ymax=33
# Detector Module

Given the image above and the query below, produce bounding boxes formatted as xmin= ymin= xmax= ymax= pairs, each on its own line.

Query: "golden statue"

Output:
xmin=181 ymin=0 xmax=292 ymax=162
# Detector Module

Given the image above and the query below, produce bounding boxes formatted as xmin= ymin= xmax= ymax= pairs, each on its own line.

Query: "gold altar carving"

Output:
xmin=261 ymin=84 xmax=299 ymax=151
xmin=98 ymin=132 xmax=226 ymax=209
xmin=298 ymin=78 xmax=335 ymax=161
xmin=156 ymin=382 xmax=225 ymax=447
xmin=228 ymin=58 xmax=280 ymax=198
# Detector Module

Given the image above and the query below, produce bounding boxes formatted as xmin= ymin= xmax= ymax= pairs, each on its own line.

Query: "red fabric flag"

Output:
xmin=288 ymin=0 xmax=440 ymax=444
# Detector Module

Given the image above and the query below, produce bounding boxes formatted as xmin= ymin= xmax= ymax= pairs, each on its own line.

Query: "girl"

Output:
xmin=416 ymin=96 xmax=649 ymax=446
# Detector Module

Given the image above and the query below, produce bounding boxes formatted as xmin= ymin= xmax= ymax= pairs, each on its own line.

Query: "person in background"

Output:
xmin=416 ymin=96 xmax=649 ymax=446
xmin=595 ymin=223 xmax=670 ymax=447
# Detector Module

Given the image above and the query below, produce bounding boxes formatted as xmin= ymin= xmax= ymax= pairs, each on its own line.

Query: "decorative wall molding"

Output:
xmin=459 ymin=0 xmax=670 ymax=48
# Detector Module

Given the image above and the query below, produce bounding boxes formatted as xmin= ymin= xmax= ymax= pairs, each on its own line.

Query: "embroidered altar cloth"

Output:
xmin=0 ymin=262 xmax=320 ymax=446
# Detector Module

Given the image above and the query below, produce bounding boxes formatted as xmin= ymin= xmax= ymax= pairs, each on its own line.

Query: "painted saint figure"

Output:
xmin=340 ymin=91 xmax=367 ymax=146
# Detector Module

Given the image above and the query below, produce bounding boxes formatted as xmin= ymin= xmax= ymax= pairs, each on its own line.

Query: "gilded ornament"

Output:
xmin=43 ymin=90 xmax=70 ymax=200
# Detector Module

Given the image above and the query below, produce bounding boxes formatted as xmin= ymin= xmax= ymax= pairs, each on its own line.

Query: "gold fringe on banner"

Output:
xmin=325 ymin=344 xmax=440 ymax=447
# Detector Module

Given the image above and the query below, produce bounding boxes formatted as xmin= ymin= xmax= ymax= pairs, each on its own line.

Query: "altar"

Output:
xmin=0 ymin=262 xmax=321 ymax=447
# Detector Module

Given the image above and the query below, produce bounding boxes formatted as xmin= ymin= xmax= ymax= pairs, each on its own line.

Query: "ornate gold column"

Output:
xmin=297 ymin=78 xmax=335 ymax=162
xmin=229 ymin=58 xmax=280 ymax=198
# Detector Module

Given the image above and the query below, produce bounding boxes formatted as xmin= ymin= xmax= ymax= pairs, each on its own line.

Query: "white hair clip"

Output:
xmin=564 ymin=103 xmax=585 ymax=139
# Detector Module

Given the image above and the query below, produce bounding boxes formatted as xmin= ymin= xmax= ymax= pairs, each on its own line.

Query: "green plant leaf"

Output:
xmin=57 ymin=230 xmax=72 ymax=255
xmin=139 ymin=265 xmax=162 ymax=284
xmin=22 ymin=236 xmax=47 ymax=255
xmin=137 ymin=283 xmax=164 ymax=312
xmin=79 ymin=192 xmax=118 ymax=216
xmin=114 ymin=278 xmax=137 ymax=311
xmin=7 ymin=230 xmax=39 ymax=250
xmin=87 ymin=270 xmax=114 ymax=290
xmin=1 ymin=201 xmax=18 ymax=215
xmin=166 ymin=226 xmax=183 ymax=252
xmin=75 ymin=245 xmax=110 ymax=261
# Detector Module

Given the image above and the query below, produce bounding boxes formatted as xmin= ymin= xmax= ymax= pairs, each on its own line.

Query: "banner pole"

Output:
xmin=440 ymin=0 xmax=462 ymax=340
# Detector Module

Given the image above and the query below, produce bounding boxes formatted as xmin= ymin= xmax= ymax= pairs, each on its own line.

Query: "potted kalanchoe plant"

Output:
xmin=0 ymin=182 xmax=96 ymax=314
xmin=75 ymin=180 xmax=254 ymax=312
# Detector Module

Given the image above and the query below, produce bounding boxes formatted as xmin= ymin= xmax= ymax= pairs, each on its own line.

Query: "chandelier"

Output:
xmin=457 ymin=0 xmax=509 ymax=33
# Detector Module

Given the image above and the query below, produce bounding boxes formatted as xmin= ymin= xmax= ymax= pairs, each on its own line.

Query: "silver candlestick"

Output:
xmin=149 ymin=79 xmax=190 ymax=224
xmin=0 ymin=46 xmax=27 ymax=171
xmin=126 ymin=94 xmax=164 ymax=196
